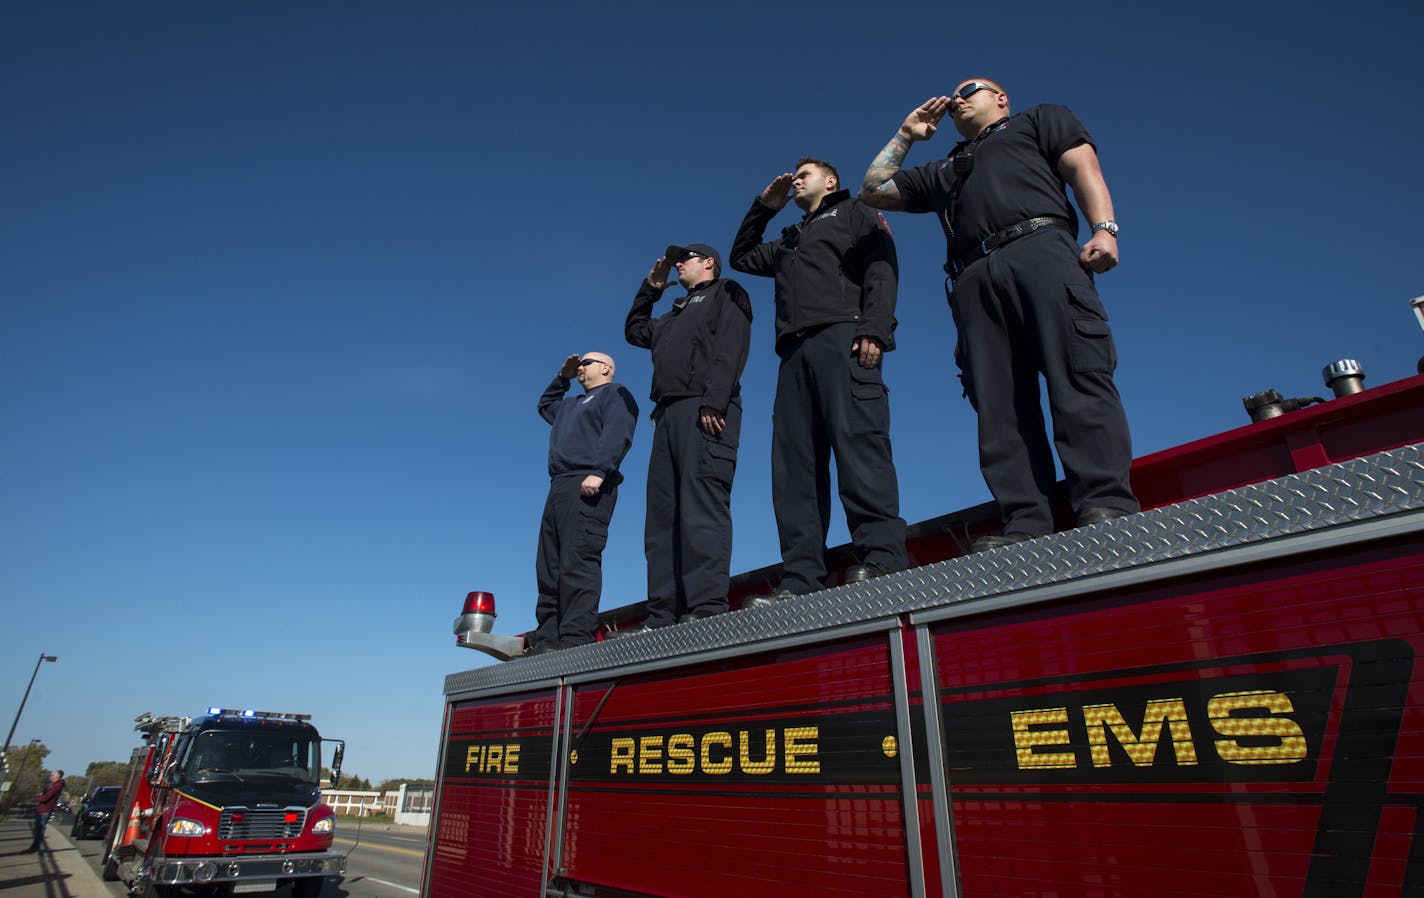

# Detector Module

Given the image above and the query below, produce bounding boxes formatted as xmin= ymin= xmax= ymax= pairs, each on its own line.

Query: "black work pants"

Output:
xmin=532 ymin=473 xmax=616 ymax=647
xmin=949 ymin=228 xmax=1138 ymax=537
xmin=643 ymin=397 xmax=739 ymax=627
xmin=772 ymin=321 xmax=906 ymax=594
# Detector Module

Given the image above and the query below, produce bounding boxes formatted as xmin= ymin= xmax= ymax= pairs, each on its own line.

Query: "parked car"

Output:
xmin=70 ymin=786 xmax=120 ymax=839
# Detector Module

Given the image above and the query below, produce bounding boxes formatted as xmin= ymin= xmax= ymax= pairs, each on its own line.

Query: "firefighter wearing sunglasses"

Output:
xmin=860 ymin=78 xmax=1138 ymax=552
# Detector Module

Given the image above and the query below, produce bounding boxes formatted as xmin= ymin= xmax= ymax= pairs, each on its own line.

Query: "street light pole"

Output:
xmin=2 ymin=653 xmax=58 ymax=763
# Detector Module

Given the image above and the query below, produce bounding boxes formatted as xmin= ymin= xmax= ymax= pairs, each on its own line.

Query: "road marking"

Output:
xmin=368 ymin=878 xmax=418 ymax=894
xmin=332 ymin=837 xmax=425 ymax=858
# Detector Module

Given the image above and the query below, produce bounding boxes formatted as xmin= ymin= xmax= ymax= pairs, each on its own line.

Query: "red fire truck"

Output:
xmin=426 ymin=356 xmax=1424 ymax=896
xmin=102 ymin=708 xmax=348 ymax=897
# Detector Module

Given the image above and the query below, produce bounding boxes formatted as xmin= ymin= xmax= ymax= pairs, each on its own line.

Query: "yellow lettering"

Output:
xmin=464 ymin=745 xmax=481 ymax=774
xmin=638 ymin=736 xmax=664 ymax=774
xmin=610 ymin=737 xmax=635 ymax=774
xmin=504 ymin=744 xmax=519 ymax=774
xmin=666 ymin=734 xmax=695 ymax=774
xmin=701 ymin=732 xmax=733 ymax=774
xmin=1011 ymin=708 xmax=1076 ymax=769
xmin=1209 ymin=690 xmax=1308 ymax=765
xmin=739 ymin=730 xmax=776 ymax=774
xmin=783 ymin=727 xmax=820 ymax=774
xmin=485 ymin=745 xmax=503 ymax=773
xmin=1082 ymin=699 xmax=1198 ymax=768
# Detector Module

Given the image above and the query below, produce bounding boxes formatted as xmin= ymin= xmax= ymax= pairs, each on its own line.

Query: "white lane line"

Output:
xmin=368 ymin=877 xmax=419 ymax=894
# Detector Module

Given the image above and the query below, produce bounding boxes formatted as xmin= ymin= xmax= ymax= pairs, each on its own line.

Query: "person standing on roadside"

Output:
xmin=24 ymin=769 xmax=65 ymax=853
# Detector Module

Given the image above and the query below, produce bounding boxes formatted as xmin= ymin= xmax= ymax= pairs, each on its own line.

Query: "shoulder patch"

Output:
xmin=723 ymin=281 xmax=753 ymax=321
xmin=875 ymin=211 xmax=893 ymax=237
xmin=732 ymin=290 xmax=753 ymax=321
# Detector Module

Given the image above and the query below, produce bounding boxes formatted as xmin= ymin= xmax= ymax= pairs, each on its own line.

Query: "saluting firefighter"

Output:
xmin=529 ymin=352 xmax=639 ymax=653
xmin=730 ymin=157 xmax=907 ymax=602
xmin=860 ymin=79 xmax=1138 ymax=551
xmin=625 ymin=243 xmax=752 ymax=630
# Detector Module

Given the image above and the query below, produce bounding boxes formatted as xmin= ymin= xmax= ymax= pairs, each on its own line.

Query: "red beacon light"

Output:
xmin=463 ymin=591 xmax=497 ymax=618
xmin=452 ymin=590 xmax=525 ymax=662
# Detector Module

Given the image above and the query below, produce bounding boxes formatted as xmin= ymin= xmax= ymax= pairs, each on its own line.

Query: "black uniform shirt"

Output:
xmin=893 ymin=104 xmax=1093 ymax=268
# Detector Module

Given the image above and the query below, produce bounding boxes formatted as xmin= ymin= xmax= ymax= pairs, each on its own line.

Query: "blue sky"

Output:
xmin=4 ymin=2 xmax=1422 ymax=784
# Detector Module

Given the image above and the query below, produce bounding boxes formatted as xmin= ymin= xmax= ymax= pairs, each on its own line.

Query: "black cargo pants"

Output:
xmin=948 ymin=228 xmax=1138 ymax=537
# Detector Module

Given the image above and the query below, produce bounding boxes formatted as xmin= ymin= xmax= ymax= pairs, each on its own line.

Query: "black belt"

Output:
xmin=950 ymin=216 xmax=1072 ymax=277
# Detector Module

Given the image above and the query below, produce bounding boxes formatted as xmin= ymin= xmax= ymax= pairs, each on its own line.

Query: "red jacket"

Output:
xmin=35 ymin=776 xmax=65 ymax=814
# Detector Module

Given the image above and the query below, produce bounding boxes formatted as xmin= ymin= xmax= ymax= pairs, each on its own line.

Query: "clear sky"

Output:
xmin=4 ymin=1 xmax=1422 ymax=785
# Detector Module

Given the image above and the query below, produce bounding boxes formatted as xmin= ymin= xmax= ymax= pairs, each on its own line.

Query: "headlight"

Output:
xmin=168 ymin=818 xmax=206 ymax=837
xmin=312 ymin=818 xmax=334 ymax=834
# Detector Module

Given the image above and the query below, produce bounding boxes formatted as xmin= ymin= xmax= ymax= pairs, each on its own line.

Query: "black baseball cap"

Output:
xmin=665 ymin=243 xmax=722 ymax=275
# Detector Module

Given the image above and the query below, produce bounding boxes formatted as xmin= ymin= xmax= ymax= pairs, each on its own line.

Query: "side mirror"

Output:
xmin=325 ymin=740 xmax=345 ymax=787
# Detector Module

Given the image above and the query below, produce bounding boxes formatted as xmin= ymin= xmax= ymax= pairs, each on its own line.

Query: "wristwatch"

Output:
xmin=1091 ymin=220 xmax=1120 ymax=237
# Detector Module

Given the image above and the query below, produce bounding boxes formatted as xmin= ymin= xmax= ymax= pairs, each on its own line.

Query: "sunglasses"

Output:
xmin=578 ymin=358 xmax=606 ymax=367
xmin=953 ymin=81 xmax=999 ymax=101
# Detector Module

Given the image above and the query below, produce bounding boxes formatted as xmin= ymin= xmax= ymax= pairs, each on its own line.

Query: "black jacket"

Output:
xmin=729 ymin=189 xmax=897 ymax=355
xmin=625 ymin=276 xmax=752 ymax=414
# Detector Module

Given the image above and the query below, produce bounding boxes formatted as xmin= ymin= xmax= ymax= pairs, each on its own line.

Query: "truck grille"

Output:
xmin=218 ymin=807 xmax=307 ymax=840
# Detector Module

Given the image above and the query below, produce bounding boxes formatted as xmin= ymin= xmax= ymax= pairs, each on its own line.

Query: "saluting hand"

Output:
xmin=852 ymin=336 xmax=884 ymax=368
xmin=1079 ymin=232 xmax=1119 ymax=274
xmin=759 ymin=173 xmax=795 ymax=211
xmin=647 ymin=256 xmax=674 ymax=289
xmin=900 ymin=97 xmax=951 ymax=142
xmin=559 ymin=354 xmax=581 ymax=379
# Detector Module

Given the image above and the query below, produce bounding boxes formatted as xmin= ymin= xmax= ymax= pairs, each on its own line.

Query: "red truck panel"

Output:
xmin=557 ymin=636 xmax=916 ymax=898
xmin=932 ymin=540 xmax=1424 ymax=897
xmin=429 ymin=690 xmax=559 ymax=897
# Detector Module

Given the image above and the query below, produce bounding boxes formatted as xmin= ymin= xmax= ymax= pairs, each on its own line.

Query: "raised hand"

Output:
xmin=760 ymin=172 xmax=795 ymax=211
xmin=647 ymin=256 xmax=674 ymax=289
xmin=899 ymin=96 xmax=951 ymax=142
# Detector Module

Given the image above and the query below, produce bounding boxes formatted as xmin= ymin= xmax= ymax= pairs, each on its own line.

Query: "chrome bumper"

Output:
xmin=148 ymin=850 xmax=347 ymax=885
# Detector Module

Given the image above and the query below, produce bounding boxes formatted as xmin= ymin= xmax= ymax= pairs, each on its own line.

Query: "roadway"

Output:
xmin=67 ymin=817 xmax=429 ymax=898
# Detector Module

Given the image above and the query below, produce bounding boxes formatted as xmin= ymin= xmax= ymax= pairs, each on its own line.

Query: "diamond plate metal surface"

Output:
xmin=445 ymin=444 xmax=1424 ymax=696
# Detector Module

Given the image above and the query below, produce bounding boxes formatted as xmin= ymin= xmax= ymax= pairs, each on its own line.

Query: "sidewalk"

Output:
xmin=0 ymin=815 xmax=112 ymax=898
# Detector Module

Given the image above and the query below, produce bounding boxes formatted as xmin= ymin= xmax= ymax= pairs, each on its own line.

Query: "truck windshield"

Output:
xmin=184 ymin=730 xmax=321 ymax=785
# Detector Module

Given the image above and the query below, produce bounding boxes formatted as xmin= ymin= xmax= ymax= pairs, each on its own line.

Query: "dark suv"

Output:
xmin=70 ymin=786 xmax=120 ymax=839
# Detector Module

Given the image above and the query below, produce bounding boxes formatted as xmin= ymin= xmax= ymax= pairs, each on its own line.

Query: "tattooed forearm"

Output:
xmin=859 ymin=132 xmax=912 ymax=208
xmin=863 ymin=133 xmax=911 ymax=192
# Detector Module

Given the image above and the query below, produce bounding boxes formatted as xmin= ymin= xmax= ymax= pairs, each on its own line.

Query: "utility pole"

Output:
xmin=2 ymin=653 xmax=57 ymax=785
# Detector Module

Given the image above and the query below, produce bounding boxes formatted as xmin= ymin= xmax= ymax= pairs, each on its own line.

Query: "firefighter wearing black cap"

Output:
xmin=730 ymin=157 xmax=907 ymax=599
xmin=625 ymin=244 xmax=752 ymax=629
xmin=859 ymin=78 xmax=1138 ymax=552
xmin=529 ymin=351 xmax=639 ymax=653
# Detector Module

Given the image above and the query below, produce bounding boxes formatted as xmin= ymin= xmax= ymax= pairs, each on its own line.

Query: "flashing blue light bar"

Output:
xmin=203 ymin=707 xmax=312 ymax=722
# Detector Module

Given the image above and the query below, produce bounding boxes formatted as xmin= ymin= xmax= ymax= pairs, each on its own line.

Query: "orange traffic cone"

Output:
xmin=122 ymin=805 xmax=141 ymax=847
